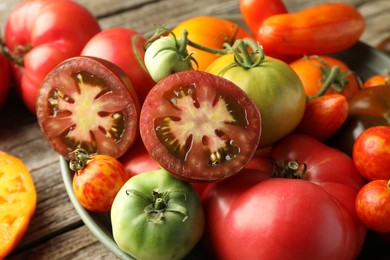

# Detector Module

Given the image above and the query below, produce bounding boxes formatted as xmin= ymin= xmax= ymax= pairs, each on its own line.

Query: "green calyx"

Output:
xmin=306 ymin=55 xmax=361 ymax=101
xmin=69 ymin=148 xmax=93 ymax=172
xmin=126 ymin=188 xmax=189 ymax=224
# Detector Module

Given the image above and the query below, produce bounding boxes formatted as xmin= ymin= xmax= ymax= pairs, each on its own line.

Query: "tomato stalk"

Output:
xmin=69 ymin=148 xmax=93 ymax=172
xmin=125 ymin=188 xmax=189 ymax=223
xmin=306 ymin=55 xmax=360 ymax=101
xmin=0 ymin=36 xmax=30 ymax=66
xmin=272 ymin=160 xmax=307 ymax=179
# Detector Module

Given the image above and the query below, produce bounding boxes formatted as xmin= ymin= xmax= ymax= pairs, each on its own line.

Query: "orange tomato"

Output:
xmin=171 ymin=16 xmax=253 ymax=71
xmin=363 ymin=74 xmax=390 ymax=88
xmin=0 ymin=151 xmax=37 ymax=259
xmin=290 ymin=55 xmax=361 ymax=99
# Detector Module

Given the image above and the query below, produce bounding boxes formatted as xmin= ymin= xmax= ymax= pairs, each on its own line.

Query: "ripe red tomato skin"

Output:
xmin=239 ymin=0 xmax=287 ymax=36
xmin=4 ymin=0 xmax=101 ymax=112
xmin=356 ymin=180 xmax=390 ymax=232
xmin=353 ymin=126 xmax=390 ymax=181
xmin=257 ymin=3 xmax=365 ymax=56
xmin=294 ymin=94 xmax=348 ymax=141
xmin=202 ymin=135 xmax=367 ymax=259
xmin=0 ymin=54 xmax=12 ymax=108
xmin=72 ymin=154 xmax=130 ymax=213
xmin=81 ymin=28 xmax=155 ymax=104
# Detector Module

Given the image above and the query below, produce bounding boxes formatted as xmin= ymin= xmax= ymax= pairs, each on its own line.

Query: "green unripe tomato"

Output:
xmin=144 ymin=37 xmax=192 ymax=82
xmin=111 ymin=169 xmax=204 ymax=260
xmin=206 ymin=54 xmax=306 ymax=147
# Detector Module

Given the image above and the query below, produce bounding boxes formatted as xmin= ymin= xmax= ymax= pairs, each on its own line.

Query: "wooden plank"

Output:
xmin=8 ymin=225 xmax=116 ymax=259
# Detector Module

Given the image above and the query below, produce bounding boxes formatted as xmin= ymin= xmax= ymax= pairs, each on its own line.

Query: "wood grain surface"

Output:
xmin=0 ymin=0 xmax=389 ymax=259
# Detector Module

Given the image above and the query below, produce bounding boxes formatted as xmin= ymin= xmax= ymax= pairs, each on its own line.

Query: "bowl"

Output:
xmin=60 ymin=14 xmax=390 ymax=260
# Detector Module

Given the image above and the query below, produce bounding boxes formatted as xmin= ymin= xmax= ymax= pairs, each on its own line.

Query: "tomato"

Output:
xmin=356 ymin=180 xmax=390 ymax=232
xmin=205 ymin=43 xmax=305 ymax=147
xmin=140 ymin=70 xmax=261 ymax=182
xmin=36 ymin=56 xmax=140 ymax=160
xmin=171 ymin=16 xmax=253 ymax=71
xmin=294 ymin=93 xmax=349 ymax=141
xmin=70 ymin=149 xmax=129 ymax=212
xmin=144 ymin=35 xmax=193 ymax=82
xmin=0 ymin=53 xmax=12 ymax=108
xmin=363 ymin=74 xmax=390 ymax=88
xmin=4 ymin=0 xmax=101 ymax=112
xmin=111 ymin=168 xmax=204 ymax=260
xmin=290 ymin=55 xmax=361 ymax=99
xmin=239 ymin=0 xmax=287 ymax=36
xmin=81 ymin=28 xmax=155 ymax=104
xmin=329 ymin=85 xmax=390 ymax=156
xmin=352 ymin=126 xmax=390 ymax=181
xmin=0 ymin=151 xmax=37 ymax=259
xmin=257 ymin=3 xmax=365 ymax=56
xmin=202 ymin=134 xmax=366 ymax=259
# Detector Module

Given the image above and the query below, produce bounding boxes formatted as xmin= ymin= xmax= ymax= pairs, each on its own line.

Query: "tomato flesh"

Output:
xmin=37 ymin=56 xmax=140 ymax=160
xmin=140 ymin=71 xmax=261 ymax=182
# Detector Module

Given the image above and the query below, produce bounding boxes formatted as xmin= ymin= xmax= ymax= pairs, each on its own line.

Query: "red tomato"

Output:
xmin=257 ymin=3 xmax=365 ymax=56
xmin=71 ymin=150 xmax=130 ymax=212
xmin=140 ymin=70 xmax=261 ymax=182
xmin=81 ymin=28 xmax=155 ymax=104
xmin=171 ymin=16 xmax=253 ymax=71
xmin=202 ymin=134 xmax=367 ymax=259
xmin=356 ymin=180 xmax=390 ymax=232
xmin=239 ymin=0 xmax=287 ymax=36
xmin=353 ymin=126 xmax=390 ymax=181
xmin=0 ymin=53 xmax=12 ymax=108
xmin=294 ymin=94 xmax=349 ymax=141
xmin=4 ymin=0 xmax=101 ymax=112
xmin=290 ymin=55 xmax=361 ymax=99
xmin=363 ymin=74 xmax=390 ymax=88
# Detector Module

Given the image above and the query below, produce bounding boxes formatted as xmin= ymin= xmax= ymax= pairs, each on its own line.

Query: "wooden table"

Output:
xmin=1 ymin=0 xmax=389 ymax=259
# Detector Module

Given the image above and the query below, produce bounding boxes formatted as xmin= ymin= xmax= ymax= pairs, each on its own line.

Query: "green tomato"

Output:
xmin=144 ymin=37 xmax=192 ymax=82
xmin=206 ymin=53 xmax=306 ymax=147
xmin=110 ymin=169 xmax=204 ymax=260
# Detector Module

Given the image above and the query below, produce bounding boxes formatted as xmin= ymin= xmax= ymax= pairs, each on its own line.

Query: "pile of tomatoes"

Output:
xmin=2 ymin=0 xmax=390 ymax=259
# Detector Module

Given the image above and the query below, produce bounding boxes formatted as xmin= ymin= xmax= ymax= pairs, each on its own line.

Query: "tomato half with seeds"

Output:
xmin=36 ymin=56 xmax=140 ymax=160
xmin=139 ymin=70 xmax=261 ymax=182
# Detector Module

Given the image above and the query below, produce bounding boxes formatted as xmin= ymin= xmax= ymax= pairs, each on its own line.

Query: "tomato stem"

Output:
xmin=69 ymin=148 xmax=93 ymax=172
xmin=306 ymin=55 xmax=354 ymax=101
xmin=0 ymin=35 xmax=30 ymax=67
xmin=126 ymin=188 xmax=189 ymax=223
xmin=272 ymin=160 xmax=307 ymax=179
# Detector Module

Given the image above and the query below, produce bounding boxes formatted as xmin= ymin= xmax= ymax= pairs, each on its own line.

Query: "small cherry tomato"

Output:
xmin=71 ymin=149 xmax=130 ymax=213
xmin=356 ymin=180 xmax=390 ymax=232
xmin=353 ymin=126 xmax=390 ymax=181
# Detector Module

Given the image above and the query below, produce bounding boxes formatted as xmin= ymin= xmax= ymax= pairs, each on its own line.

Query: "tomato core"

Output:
xmin=154 ymin=83 xmax=247 ymax=167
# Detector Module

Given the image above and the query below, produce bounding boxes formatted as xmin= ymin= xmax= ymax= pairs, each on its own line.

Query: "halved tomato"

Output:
xmin=139 ymin=70 xmax=261 ymax=182
xmin=36 ymin=56 xmax=140 ymax=160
